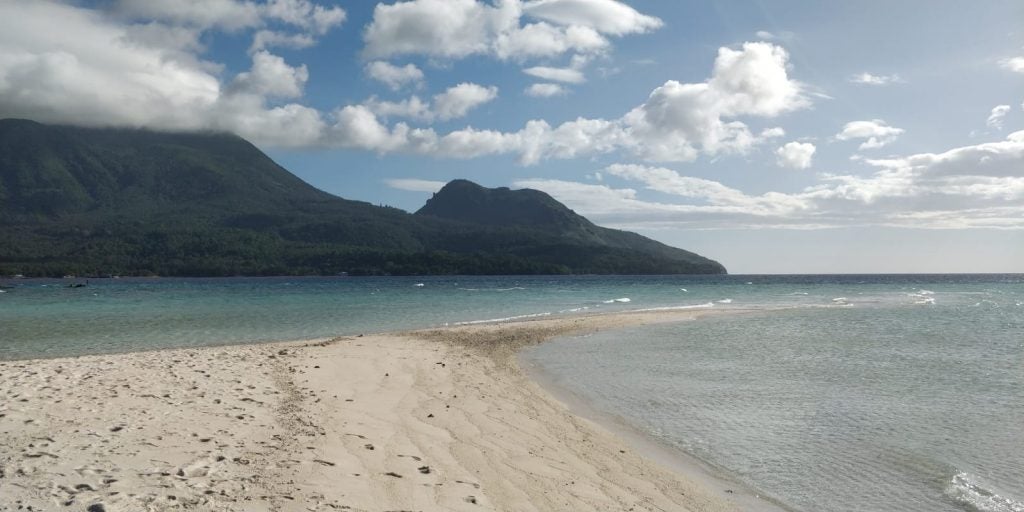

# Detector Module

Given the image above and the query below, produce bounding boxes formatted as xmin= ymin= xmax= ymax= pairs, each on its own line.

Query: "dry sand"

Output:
xmin=0 ymin=310 xmax=756 ymax=511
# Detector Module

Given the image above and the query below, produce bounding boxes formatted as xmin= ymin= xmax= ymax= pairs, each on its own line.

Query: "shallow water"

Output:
xmin=3 ymin=274 xmax=1022 ymax=511
xmin=525 ymin=275 xmax=1024 ymax=512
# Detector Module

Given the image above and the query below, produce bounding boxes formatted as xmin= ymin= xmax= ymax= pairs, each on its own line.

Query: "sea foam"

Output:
xmin=450 ymin=311 xmax=552 ymax=326
xmin=947 ymin=472 xmax=1024 ymax=512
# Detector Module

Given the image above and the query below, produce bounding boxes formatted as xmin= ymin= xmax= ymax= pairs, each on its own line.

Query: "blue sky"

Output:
xmin=2 ymin=0 xmax=1023 ymax=272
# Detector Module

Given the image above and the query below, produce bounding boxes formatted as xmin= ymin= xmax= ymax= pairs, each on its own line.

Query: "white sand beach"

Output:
xmin=0 ymin=310 xmax=757 ymax=511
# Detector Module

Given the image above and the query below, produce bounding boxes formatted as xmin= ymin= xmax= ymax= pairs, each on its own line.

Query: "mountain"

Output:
xmin=0 ymin=119 xmax=726 ymax=276
xmin=416 ymin=179 xmax=724 ymax=270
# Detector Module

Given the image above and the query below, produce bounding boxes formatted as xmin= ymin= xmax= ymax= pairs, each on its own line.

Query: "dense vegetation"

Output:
xmin=0 ymin=119 xmax=726 ymax=277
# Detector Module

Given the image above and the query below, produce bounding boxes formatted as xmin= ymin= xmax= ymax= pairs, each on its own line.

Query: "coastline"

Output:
xmin=1 ymin=309 xmax=768 ymax=511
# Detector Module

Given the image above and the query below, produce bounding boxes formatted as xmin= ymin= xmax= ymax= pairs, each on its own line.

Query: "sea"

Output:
xmin=1 ymin=274 xmax=1021 ymax=512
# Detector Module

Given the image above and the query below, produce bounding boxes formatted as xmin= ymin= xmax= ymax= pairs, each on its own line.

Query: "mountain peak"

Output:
xmin=416 ymin=179 xmax=588 ymax=232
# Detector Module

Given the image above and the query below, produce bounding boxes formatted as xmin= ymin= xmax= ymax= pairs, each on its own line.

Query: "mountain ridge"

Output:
xmin=0 ymin=119 xmax=726 ymax=277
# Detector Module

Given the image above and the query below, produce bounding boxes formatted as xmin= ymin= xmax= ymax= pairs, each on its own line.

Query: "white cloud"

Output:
xmin=494 ymin=22 xmax=608 ymax=60
xmin=250 ymin=30 xmax=315 ymax=52
xmin=836 ymin=119 xmax=905 ymax=150
xmin=622 ymin=42 xmax=810 ymax=161
xmin=999 ymin=56 xmax=1024 ymax=73
xmin=114 ymin=0 xmax=344 ymax=34
xmin=327 ymin=41 xmax=810 ymax=164
xmin=1 ymin=5 xmax=809 ymax=166
xmin=775 ymin=142 xmax=816 ymax=169
xmin=432 ymin=83 xmax=499 ymax=120
xmin=112 ymin=0 xmax=263 ymax=31
xmin=0 ymin=0 xmax=328 ymax=147
xmin=363 ymin=0 xmax=520 ymax=59
xmin=365 ymin=61 xmax=424 ymax=91
xmin=515 ymin=132 xmax=1024 ymax=230
xmin=362 ymin=83 xmax=498 ymax=123
xmin=364 ymin=96 xmax=433 ymax=121
xmin=362 ymin=0 xmax=657 ymax=61
xmin=384 ymin=178 xmax=448 ymax=192
xmin=987 ymin=104 xmax=1011 ymax=130
xmin=525 ymin=83 xmax=567 ymax=97
xmin=754 ymin=30 xmax=795 ymax=41
xmin=263 ymin=0 xmax=346 ymax=34
xmin=523 ymin=65 xmax=585 ymax=83
xmin=522 ymin=0 xmax=663 ymax=35
xmin=231 ymin=51 xmax=308 ymax=98
xmin=850 ymin=72 xmax=903 ymax=86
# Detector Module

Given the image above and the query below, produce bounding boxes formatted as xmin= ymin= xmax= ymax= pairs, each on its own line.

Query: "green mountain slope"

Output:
xmin=0 ymin=119 xmax=726 ymax=276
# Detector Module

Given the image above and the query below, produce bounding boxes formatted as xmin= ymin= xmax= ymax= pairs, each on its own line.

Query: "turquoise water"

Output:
xmin=526 ymin=275 xmax=1024 ymax=512
xmin=1 ymin=274 xmax=855 ymax=360
xmin=2 ymin=274 xmax=1022 ymax=511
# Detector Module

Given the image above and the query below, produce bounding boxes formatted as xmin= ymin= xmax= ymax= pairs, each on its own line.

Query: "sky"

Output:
xmin=1 ymin=0 xmax=1023 ymax=273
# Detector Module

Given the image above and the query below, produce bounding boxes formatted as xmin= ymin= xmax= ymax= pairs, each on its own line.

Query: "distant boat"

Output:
xmin=414 ymin=283 xmax=425 ymax=287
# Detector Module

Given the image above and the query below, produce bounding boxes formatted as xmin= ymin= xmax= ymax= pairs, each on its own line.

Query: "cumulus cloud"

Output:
xmin=522 ymin=0 xmax=663 ymax=35
xmin=987 ymin=104 xmax=1011 ymax=130
xmin=231 ymin=51 xmax=308 ymax=98
xmin=999 ymin=56 xmax=1024 ymax=73
xmin=114 ymin=0 xmax=345 ymax=34
xmin=0 ymin=0 xmax=327 ymax=147
xmin=775 ymin=142 xmax=816 ymax=169
xmin=364 ymin=96 xmax=434 ymax=121
xmin=362 ymin=0 xmax=657 ymax=60
xmin=365 ymin=61 xmax=424 ymax=91
xmin=836 ymin=119 xmax=905 ymax=150
xmin=433 ymin=83 xmax=500 ymax=120
xmin=328 ymin=41 xmax=810 ymax=164
xmin=250 ymin=29 xmax=316 ymax=52
xmin=383 ymin=178 xmax=448 ymax=192
xmin=112 ymin=0 xmax=263 ymax=31
xmin=849 ymin=72 xmax=903 ymax=85
xmin=363 ymin=83 xmax=498 ymax=123
xmin=621 ymin=42 xmax=810 ymax=161
xmin=1 ymin=3 xmax=808 ymax=166
xmin=525 ymin=83 xmax=567 ymax=97
xmin=516 ymin=131 xmax=1024 ymax=230
xmin=523 ymin=65 xmax=585 ymax=83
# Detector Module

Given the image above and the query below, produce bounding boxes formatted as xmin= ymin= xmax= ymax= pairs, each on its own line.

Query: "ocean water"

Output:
xmin=525 ymin=275 xmax=1024 ymax=512
xmin=2 ymin=274 xmax=1022 ymax=511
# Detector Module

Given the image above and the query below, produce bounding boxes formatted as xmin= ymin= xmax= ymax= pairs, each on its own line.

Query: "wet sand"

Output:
xmin=0 ymin=309 xmax=756 ymax=511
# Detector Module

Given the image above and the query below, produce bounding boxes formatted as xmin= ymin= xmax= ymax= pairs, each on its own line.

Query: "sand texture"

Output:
xmin=0 ymin=311 xmax=747 ymax=511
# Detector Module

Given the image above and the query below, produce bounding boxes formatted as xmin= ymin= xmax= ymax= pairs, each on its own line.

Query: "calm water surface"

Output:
xmin=2 ymin=274 xmax=1021 ymax=511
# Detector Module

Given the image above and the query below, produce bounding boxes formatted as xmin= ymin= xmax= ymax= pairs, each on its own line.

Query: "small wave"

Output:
xmin=917 ymin=289 xmax=936 ymax=295
xmin=947 ymin=472 xmax=1024 ymax=512
xmin=451 ymin=311 xmax=552 ymax=326
xmin=832 ymin=297 xmax=848 ymax=303
xmin=413 ymin=283 xmax=425 ymax=287
xmin=558 ymin=306 xmax=591 ymax=313
xmin=788 ymin=292 xmax=809 ymax=296
xmin=632 ymin=302 xmax=715 ymax=312
xmin=459 ymin=286 xmax=526 ymax=292
xmin=716 ymin=298 xmax=733 ymax=304
xmin=679 ymin=288 xmax=688 ymax=292
xmin=602 ymin=298 xmax=631 ymax=304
